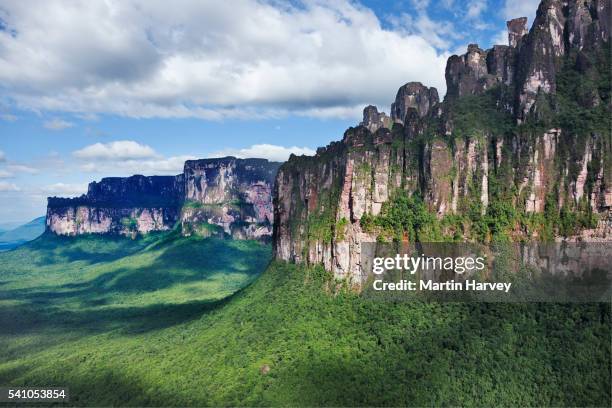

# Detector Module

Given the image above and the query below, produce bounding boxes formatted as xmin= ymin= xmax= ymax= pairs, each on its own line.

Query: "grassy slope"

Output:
xmin=0 ymin=235 xmax=609 ymax=406
xmin=0 ymin=232 xmax=271 ymax=402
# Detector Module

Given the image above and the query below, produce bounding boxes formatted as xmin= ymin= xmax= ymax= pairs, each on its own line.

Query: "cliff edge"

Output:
xmin=46 ymin=157 xmax=281 ymax=240
xmin=273 ymin=0 xmax=612 ymax=284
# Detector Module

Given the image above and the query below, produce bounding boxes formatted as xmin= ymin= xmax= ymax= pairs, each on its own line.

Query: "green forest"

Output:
xmin=0 ymin=232 xmax=609 ymax=406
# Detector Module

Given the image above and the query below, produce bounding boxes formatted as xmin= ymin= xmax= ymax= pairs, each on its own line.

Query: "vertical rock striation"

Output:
xmin=181 ymin=158 xmax=280 ymax=240
xmin=46 ymin=157 xmax=281 ymax=240
xmin=46 ymin=175 xmax=184 ymax=236
xmin=273 ymin=0 xmax=611 ymax=286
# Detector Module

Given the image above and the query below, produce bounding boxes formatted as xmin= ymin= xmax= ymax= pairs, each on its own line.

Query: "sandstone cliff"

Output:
xmin=46 ymin=157 xmax=280 ymax=239
xmin=181 ymin=158 xmax=279 ymax=240
xmin=273 ymin=0 xmax=612 ymax=285
xmin=47 ymin=175 xmax=184 ymax=236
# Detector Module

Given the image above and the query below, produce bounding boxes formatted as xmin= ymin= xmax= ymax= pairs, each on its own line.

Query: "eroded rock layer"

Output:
xmin=46 ymin=157 xmax=280 ymax=239
xmin=273 ymin=0 xmax=611 ymax=285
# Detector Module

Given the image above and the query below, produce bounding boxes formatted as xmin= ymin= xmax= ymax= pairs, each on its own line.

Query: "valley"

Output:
xmin=0 ymin=0 xmax=609 ymax=406
xmin=0 ymin=240 xmax=608 ymax=406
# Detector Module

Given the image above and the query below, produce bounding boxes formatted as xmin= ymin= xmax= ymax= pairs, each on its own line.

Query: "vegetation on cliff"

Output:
xmin=354 ymin=42 xmax=611 ymax=245
xmin=0 ymin=241 xmax=608 ymax=406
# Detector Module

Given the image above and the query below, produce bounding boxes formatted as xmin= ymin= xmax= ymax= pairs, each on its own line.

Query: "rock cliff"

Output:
xmin=273 ymin=0 xmax=611 ymax=285
xmin=181 ymin=158 xmax=280 ymax=240
xmin=46 ymin=157 xmax=280 ymax=239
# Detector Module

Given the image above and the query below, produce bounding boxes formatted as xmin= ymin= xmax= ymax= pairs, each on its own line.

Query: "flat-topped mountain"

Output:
xmin=46 ymin=157 xmax=281 ymax=240
xmin=273 ymin=0 xmax=611 ymax=284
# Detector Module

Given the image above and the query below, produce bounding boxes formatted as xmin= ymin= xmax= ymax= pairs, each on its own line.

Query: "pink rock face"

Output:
xmin=46 ymin=157 xmax=280 ymax=241
xmin=507 ymin=17 xmax=528 ymax=47
xmin=245 ymin=183 xmax=274 ymax=224
xmin=180 ymin=158 xmax=279 ymax=240
xmin=47 ymin=208 xmax=77 ymax=235
xmin=46 ymin=206 xmax=177 ymax=236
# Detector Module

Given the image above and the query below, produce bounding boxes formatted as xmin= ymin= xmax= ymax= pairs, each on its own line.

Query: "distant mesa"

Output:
xmin=46 ymin=157 xmax=281 ymax=241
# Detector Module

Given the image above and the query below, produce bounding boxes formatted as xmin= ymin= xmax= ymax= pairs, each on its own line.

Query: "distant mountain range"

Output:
xmin=0 ymin=217 xmax=45 ymax=251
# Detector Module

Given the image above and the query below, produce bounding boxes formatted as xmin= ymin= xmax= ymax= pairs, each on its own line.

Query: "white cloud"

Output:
xmin=466 ymin=0 xmax=487 ymax=20
xmin=73 ymin=140 xmax=157 ymax=160
xmin=40 ymin=182 xmax=87 ymax=196
xmin=0 ymin=169 xmax=13 ymax=178
xmin=78 ymin=155 xmax=196 ymax=175
xmin=0 ymin=150 xmax=5 ymax=162
xmin=387 ymin=12 xmax=461 ymax=50
xmin=492 ymin=29 xmax=509 ymax=47
xmin=43 ymin=118 xmax=74 ymax=130
xmin=72 ymin=141 xmax=195 ymax=175
xmin=210 ymin=144 xmax=315 ymax=162
xmin=0 ymin=181 xmax=20 ymax=192
xmin=6 ymin=164 xmax=38 ymax=174
xmin=411 ymin=0 xmax=430 ymax=11
xmin=501 ymin=0 xmax=538 ymax=25
xmin=0 ymin=0 xmax=450 ymax=120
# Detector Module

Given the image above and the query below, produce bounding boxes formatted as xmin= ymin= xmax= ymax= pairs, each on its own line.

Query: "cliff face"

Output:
xmin=47 ymin=175 xmax=184 ymax=236
xmin=273 ymin=0 xmax=612 ymax=285
xmin=46 ymin=157 xmax=281 ymax=239
xmin=181 ymin=158 xmax=280 ymax=240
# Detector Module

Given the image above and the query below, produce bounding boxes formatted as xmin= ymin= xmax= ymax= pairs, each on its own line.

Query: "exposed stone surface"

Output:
xmin=360 ymin=105 xmax=391 ymax=133
xmin=47 ymin=157 xmax=281 ymax=240
xmin=47 ymin=175 xmax=184 ymax=237
xmin=391 ymin=82 xmax=439 ymax=123
xmin=513 ymin=0 xmax=610 ymax=121
xmin=507 ymin=17 xmax=529 ymax=48
xmin=181 ymin=158 xmax=280 ymax=240
xmin=273 ymin=0 xmax=611 ymax=286
xmin=446 ymin=44 xmax=496 ymax=98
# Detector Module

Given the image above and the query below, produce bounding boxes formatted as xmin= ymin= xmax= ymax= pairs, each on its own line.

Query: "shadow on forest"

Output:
xmin=1 ymin=238 xmax=266 ymax=302
xmin=49 ymin=368 xmax=183 ymax=407
xmin=0 ymin=235 xmax=270 ymax=363
xmin=0 ymin=284 xmax=250 ymax=362
xmin=277 ymin=302 xmax=611 ymax=407
xmin=25 ymin=233 xmax=152 ymax=267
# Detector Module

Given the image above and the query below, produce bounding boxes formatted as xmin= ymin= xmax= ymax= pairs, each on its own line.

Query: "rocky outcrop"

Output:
xmin=181 ymin=158 xmax=280 ymax=240
xmin=360 ymin=105 xmax=391 ymax=133
xmin=46 ymin=157 xmax=281 ymax=240
xmin=507 ymin=17 xmax=528 ymax=48
xmin=391 ymin=82 xmax=439 ymax=123
xmin=273 ymin=0 xmax=611 ymax=286
xmin=47 ymin=175 xmax=184 ymax=236
xmin=515 ymin=0 xmax=610 ymax=120
xmin=446 ymin=44 xmax=497 ymax=98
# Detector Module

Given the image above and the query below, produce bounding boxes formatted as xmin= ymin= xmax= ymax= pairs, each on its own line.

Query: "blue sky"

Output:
xmin=0 ymin=0 xmax=540 ymax=223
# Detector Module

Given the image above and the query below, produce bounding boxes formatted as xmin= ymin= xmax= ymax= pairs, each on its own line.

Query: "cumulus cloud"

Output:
xmin=5 ymin=164 xmax=38 ymax=174
xmin=0 ymin=181 xmax=20 ymax=192
xmin=0 ymin=169 xmax=13 ymax=178
xmin=0 ymin=0 xmax=450 ymax=120
xmin=40 ymin=182 xmax=87 ymax=196
xmin=466 ymin=0 xmax=487 ymax=20
xmin=78 ymin=155 xmax=195 ymax=175
xmin=43 ymin=118 xmax=74 ymax=130
xmin=72 ymin=140 xmax=194 ymax=175
xmin=73 ymin=140 xmax=157 ymax=160
xmin=501 ymin=0 xmax=538 ymax=25
xmin=210 ymin=144 xmax=316 ymax=162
